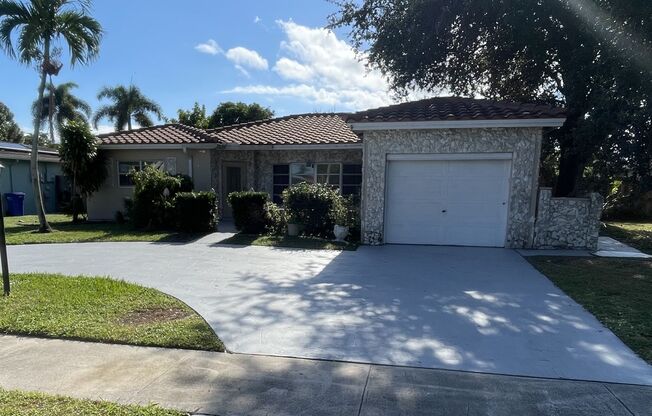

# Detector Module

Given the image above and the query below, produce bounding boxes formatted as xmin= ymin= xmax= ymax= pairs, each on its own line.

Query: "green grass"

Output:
xmin=0 ymin=389 xmax=185 ymax=416
xmin=0 ymin=273 xmax=223 ymax=352
xmin=603 ymin=221 xmax=652 ymax=254
xmin=4 ymin=215 xmax=203 ymax=245
xmin=218 ymin=233 xmax=358 ymax=250
xmin=528 ymin=256 xmax=652 ymax=364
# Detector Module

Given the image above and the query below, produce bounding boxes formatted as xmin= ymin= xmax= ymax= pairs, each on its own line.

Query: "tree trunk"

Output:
xmin=48 ymin=76 xmax=55 ymax=144
xmin=555 ymin=145 xmax=584 ymax=196
xmin=127 ymin=116 xmax=132 ymax=131
xmin=31 ymin=43 xmax=52 ymax=233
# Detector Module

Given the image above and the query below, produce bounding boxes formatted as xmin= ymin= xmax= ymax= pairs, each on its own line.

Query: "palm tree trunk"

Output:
xmin=48 ymin=76 xmax=55 ymax=143
xmin=127 ymin=116 xmax=132 ymax=130
xmin=31 ymin=42 xmax=52 ymax=233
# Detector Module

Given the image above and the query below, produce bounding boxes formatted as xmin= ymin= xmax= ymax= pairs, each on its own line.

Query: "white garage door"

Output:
xmin=384 ymin=155 xmax=512 ymax=247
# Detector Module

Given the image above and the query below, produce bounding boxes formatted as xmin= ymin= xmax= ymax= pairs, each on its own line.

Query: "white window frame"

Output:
xmin=117 ymin=158 xmax=177 ymax=188
xmin=289 ymin=162 xmax=343 ymax=190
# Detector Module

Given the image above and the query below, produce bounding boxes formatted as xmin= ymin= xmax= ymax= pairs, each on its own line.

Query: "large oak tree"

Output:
xmin=332 ymin=0 xmax=652 ymax=196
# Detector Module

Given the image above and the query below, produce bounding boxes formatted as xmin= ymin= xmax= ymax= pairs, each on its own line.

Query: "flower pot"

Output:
xmin=287 ymin=223 xmax=302 ymax=236
xmin=333 ymin=224 xmax=349 ymax=242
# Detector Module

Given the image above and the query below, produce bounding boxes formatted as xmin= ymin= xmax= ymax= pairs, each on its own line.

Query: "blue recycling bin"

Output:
xmin=5 ymin=192 xmax=26 ymax=216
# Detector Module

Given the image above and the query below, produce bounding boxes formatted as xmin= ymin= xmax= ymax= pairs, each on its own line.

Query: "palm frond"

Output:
xmin=56 ymin=10 xmax=102 ymax=65
xmin=92 ymin=104 xmax=116 ymax=129
xmin=132 ymin=110 xmax=154 ymax=128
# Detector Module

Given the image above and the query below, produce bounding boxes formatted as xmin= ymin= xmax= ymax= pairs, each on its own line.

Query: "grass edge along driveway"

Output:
xmin=5 ymin=214 xmax=204 ymax=245
xmin=0 ymin=388 xmax=186 ymax=416
xmin=528 ymin=256 xmax=652 ymax=364
xmin=0 ymin=273 xmax=223 ymax=352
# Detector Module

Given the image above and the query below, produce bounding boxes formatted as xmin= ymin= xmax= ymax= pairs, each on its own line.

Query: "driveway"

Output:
xmin=8 ymin=238 xmax=652 ymax=385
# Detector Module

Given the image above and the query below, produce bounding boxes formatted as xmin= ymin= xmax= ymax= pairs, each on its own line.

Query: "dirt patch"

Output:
xmin=118 ymin=307 xmax=191 ymax=325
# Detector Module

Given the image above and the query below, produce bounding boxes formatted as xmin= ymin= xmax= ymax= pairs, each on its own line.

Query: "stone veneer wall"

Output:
xmin=533 ymin=188 xmax=603 ymax=250
xmin=361 ymin=128 xmax=543 ymax=248
xmin=211 ymin=148 xmax=362 ymax=215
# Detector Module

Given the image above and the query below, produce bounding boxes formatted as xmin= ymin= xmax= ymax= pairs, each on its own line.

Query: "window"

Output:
xmin=272 ymin=162 xmax=363 ymax=201
xmin=342 ymin=164 xmax=362 ymax=196
xmin=118 ymin=161 xmax=141 ymax=187
xmin=118 ymin=158 xmax=177 ymax=187
xmin=272 ymin=164 xmax=289 ymax=203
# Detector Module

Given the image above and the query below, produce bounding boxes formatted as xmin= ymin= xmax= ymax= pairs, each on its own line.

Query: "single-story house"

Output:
xmin=88 ymin=97 xmax=603 ymax=249
xmin=0 ymin=141 xmax=64 ymax=215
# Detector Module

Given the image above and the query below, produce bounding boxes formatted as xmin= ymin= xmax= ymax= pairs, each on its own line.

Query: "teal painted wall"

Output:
xmin=0 ymin=159 xmax=62 ymax=215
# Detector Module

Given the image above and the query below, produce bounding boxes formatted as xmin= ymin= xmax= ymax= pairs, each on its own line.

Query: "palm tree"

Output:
xmin=93 ymin=85 xmax=163 ymax=131
xmin=0 ymin=0 xmax=102 ymax=232
xmin=33 ymin=81 xmax=91 ymax=142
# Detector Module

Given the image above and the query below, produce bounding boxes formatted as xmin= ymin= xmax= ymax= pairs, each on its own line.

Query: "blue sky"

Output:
xmin=1 ymin=0 xmax=398 ymax=135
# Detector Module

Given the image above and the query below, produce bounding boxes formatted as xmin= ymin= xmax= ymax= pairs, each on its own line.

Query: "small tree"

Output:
xmin=59 ymin=121 xmax=107 ymax=222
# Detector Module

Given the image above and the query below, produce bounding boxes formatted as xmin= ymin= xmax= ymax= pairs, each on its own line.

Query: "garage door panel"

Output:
xmin=385 ymin=157 xmax=511 ymax=247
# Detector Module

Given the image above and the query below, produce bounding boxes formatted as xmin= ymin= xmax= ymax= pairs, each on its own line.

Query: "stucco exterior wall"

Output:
xmin=0 ymin=159 xmax=61 ymax=215
xmin=211 ymin=148 xmax=363 ymax=216
xmin=87 ymin=148 xmax=213 ymax=221
xmin=533 ymin=188 xmax=603 ymax=250
xmin=360 ymin=127 xmax=543 ymax=248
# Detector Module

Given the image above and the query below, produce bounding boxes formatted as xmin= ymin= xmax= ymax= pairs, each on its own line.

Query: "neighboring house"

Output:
xmin=0 ymin=141 xmax=63 ymax=215
xmin=88 ymin=97 xmax=603 ymax=249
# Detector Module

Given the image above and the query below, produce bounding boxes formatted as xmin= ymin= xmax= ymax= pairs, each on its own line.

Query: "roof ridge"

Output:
xmin=205 ymin=112 xmax=349 ymax=135
xmin=96 ymin=123 xmax=180 ymax=137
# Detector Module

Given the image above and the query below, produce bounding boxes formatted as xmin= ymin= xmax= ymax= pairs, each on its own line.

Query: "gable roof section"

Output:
xmin=346 ymin=97 xmax=566 ymax=123
xmin=206 ymin=114 xmax=360 ymax=145
xmin=98 ymin=124 xmax=212 ymax=145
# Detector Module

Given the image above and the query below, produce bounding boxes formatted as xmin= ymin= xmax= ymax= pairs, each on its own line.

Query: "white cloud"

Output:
xmin=254 ymin=16 xmax=262 ymax=23
xmin=194 ymin=39 xmax=222 ymax=55
xmin=92 ymin=124 xmax=115 ymax=135
xmin=225 ymin=47 xmax=268 ymax=71
xmin=223 ymin=20 xmax=397 ymax=111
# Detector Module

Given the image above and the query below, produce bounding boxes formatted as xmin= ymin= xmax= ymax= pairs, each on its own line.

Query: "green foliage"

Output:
xmin=342 ymin=195 xmax=361 ymax=242
xmin=174 ymin=191 xmax=218 ymax=232
xmin=59 ymin=120 xmax=107 ymax=221
xmin=332 ymin=0 xmax=652 ymax=196
xmin=208 ymin=101 xmax=274 ymax=128
xmin=0 ymin=102 xmax=23 ymax=143
xmin=129 ymin=166 xmax=185 ymax=229
xmin=173 ymin=102 xmax=209 ymax=129
xmin=282 ymin=183 xmax=346 ymax=238
xmin=93 ymin=84 xmax=163 ymax=131
xmin=227 ymin=191 xmax=269 ymax=234
xmin=32 ymin=82 xmax=91 ymax=138
xmin=264 ymin=201 xmax=287 ymax=235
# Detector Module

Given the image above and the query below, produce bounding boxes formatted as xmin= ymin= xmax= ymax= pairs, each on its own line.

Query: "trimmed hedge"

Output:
xmin=228 ymin=191 xmax=269 ymax=234
xmin=282 ymin=183 xmax=344 ymax=238
xmin=175 ymin=191 xmax=218 ymax=232
xmin=264 ymin=201 xmax=287 ymax=235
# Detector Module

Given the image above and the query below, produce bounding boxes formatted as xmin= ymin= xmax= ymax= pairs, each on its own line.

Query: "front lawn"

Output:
xmin=528 ymin=256 xmax=652 ymax=364
xmin=0 ymin=389 xmax=185 ymax=416
xmin=0 ymin=273 xmax=223 ymax=351
xmin=5 ymin=215 xmax=203 ymax=245
xmin=603 ymin=221 xmax=652 ymax=254
xmin=217 ymin=233 xmax=358 ymax=250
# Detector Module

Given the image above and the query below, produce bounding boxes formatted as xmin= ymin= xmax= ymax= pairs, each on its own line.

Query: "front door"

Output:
xmin=222 ymin=163 xmax=246 ymax=218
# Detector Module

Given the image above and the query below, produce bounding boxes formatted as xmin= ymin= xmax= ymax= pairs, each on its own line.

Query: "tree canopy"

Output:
xmin=333 ymin=0 xmax=652 ymax=197
xmin=0 ymin=102 xmax=22 ymax=142
xmin=208 ymin=101 xmax=274 ymax=128
xmin=33 ymin=81 xmax=91 ymax=141
xmin=93 ymin=84 xmax=163 ymax=131
xmin=172 ymin=102 xmax=210 ymax=129
xmin=59 ymin=120 xmax=107 ymax=221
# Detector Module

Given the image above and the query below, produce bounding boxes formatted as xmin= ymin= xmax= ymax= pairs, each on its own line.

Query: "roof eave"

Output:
xmin=348 ymin=118 xmax=566 ymax=131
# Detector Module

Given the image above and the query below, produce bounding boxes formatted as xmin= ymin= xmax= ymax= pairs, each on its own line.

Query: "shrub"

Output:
xmin=264 ymin=201 xmax=287 ymax=235
xmin=174 ymin=191 xmax=218 ymax=232
xmin=282 ymin=182 xmax=345 ymax=238
xmin=129 ymin=165 xmax=192 ymax=228
xmin=343 ymin=194 xmax=361 ymax=242
xmin=227 ymin=191 xmax=269 ymax=234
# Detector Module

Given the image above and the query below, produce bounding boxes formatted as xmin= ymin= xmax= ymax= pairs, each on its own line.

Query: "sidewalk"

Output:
xmin=0 ymin=335 xmax=649 ymax=416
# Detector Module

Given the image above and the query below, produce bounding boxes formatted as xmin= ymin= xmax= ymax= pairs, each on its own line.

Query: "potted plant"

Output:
xmin=287 ymin=213 xmax=302 ymax=236
xmin=332 ymin=203 xmax=349 ymax=242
